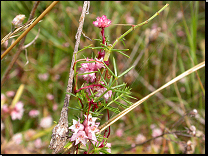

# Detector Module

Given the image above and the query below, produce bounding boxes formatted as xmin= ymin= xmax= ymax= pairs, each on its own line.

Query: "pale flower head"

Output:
xmin=40 ymin=116 xmax=53 ymax=128
xmin=12 ymin=14 xmax=26 ymax=26
xmin=29 ymin=109 xmax=40 ymax=118
xmin=34 ymin=138 xmax=42 ymax=148
xmin=135 ymin=134 xmax=146 ymax=144
xmin=2 ymin=104 xmax=9 ymax=113
xmin=46 ymin=93 xmax=54 ymax=100
xmin=1 ymin=120 xmax=5 ymax=131
xmin=69 ymin=118 xmax=84 ymax=134
xmin=11 ymin=101 xmax=24 ymax=120
xmin=80 ymin=58 xmax=104 ymax=83
xmin=93 ymin=15 xmax=111 ymax=28
xmin=116 ymin=129 xmax=123 ymax=137
xmin=38 ymin=73 xmax=49 ymax=81
xmin=6 ymin=91 xmax=15 ymax=97
xmin=71 ymin=130 xmax=88 ymax=146
xmin=83 ymin=114 xmax=98 ymax=126
xmin=12 ymin=133 xmax=23 ymax=144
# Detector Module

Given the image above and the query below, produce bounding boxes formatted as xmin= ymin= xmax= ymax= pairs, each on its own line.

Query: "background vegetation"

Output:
xmin=1 ymin=1 xmax=205 ymax=154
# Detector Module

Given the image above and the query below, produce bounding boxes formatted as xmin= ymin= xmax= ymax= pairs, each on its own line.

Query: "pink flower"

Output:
xmin=116 ymin=129 xmax=123 ymax=137
xmin=1 ymin=93 xmax=6 ymax=101
xmin=12 ymin=133 xmax=23 ymax=144
xmin=135 ymin=134 xmax=146 ymax=144
xmin=94 ymin=82 xmax=112 ymax=101
xmin=85 ymin=123 xmax=100 ymax=142
xmin=40 ymin=116 xmax=53 ymax=128
xmin=6 ymin=91 xmax=15 ymax=97
xmin=34 ymin=138 xmax=42 ymax=148
xmin=2 ymin=104 xmax=9 ymax=113
xmin=80 ymin=58 xmax=104 ymax=83
xmin=1 ymin=120 xmax=4 ymax=131
xmin=53 ymin=103 xmax=58 ymax=111
xmin=125 ymin=12 xmax=135 ymax=24
xmin=69 ymin=118 xmax=84 ymax=134
xmin=10 ymin=101 xmax=24 ymax=120
xmin=46 ymin=93 xmax=54 ymax=100
xmin=71 ymin=130 xmax=88 ymax=146
xmin=38 ymin=73 xmax=49 ymax=81
xmin=106 ymin=143 xmax=111 ymax=153
xmin=152 ymin=128 xmax=163 ymax=144
xmin=29 ymin=109 xmax=39 ymax=118
xmin=83 ymin=114 xmax=98 ymax=126
xmin=93 ymin=15 xmax=111 ymax=28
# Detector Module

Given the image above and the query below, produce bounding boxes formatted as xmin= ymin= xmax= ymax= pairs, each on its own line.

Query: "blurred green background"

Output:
xmin=1 ymin=1 xmax=205 ymax=154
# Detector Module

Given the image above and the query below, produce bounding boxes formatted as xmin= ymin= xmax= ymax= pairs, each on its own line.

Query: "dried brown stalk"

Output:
xmin=48 ymin=1 xmax=90 ymax=154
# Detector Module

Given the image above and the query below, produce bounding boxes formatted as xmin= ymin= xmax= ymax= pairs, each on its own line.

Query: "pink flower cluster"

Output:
xmin=86 ymin=81 xmax=112 ymax=101
xmin=93 ymin=15 xmax=111 ymax=28
xmin=2 ymin=101 xmax=24 ymax=120
xmin=80 ymin=58 xmax=105 ymax=83
xmin=69 ymin=114 xmax=100 ymax=146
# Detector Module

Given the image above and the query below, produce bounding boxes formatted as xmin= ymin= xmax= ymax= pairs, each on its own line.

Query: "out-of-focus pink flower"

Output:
xmin=71 ymin=130 xmax=88 ymax=146
xmin=24 ymin=129 xmax=36 ymax=141
xmin=69 ymin=118 xmax=84 ymax=134
xmin=38 ymin=73 xmax=49 ymax=81
xmin=1 ymin=120 xmax=4 ymax=131
xmin=46 ymin=93 xmax=54 ymax=100
xmin=152 ymin=128 xmax=163 ymax=144
xmin=125 ymin=12 xmax=135 ymax=24
xmin=6 ymin=91 xmax=15 ymax=97
xmin=135 ymin=134 xmax=146 ymax=144
xmin=1 ymin=93 xmax=6 ymax=101
xmin=34 ymin=138 xmax=42 ymax=148
xmin=116 ymin=129 xmax=123 ymax=137
xmin=12 ymin=133 xmax=23 ymax=144
xmin=53 ymin=103 xmax=58 ymax=111
xmin=106 ymin=143 xmax=111 ymax=153
xmin=12 ymin=14 xmax=25 ymax=26
xmin=29 ymin=109 xmax=39 ymax=118
xmin=10 ymin=101 xmax=24 ymax=120
xmin=40 ymin=116 xmax=53 ymax=128
xmin=93 ymin=15 xmax=111 ymax=28
xmin=2 ymin=104 xmax=9 ymax=113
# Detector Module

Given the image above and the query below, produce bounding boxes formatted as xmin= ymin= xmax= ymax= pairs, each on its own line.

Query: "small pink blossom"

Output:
xmin=94 ymin=82 xmax=112 ymax=101
xmin=10 ymin=101 xmax=24 ymax=120
xmin=40 ymin=116 xmax=53 ymax=128
xmin=135 ymin=134 xmax=146 ymax=144
xmin=80 ymin=58 xmax=104 ymax=83
xmin=125 ymin=12 xmax=135 ymax=24
xmin=1 ymin=93 xmax=6 ymax=101
xmin=1 ymin=120 xmax=4 ymax=131
xmin=93 ymin=15 xmax=111 ymax=28
xmin=71 ymin=130 xmax=88 ymax=146
xmin=152 ymin=128 xmax=163 ymax=144
xmin=34 ymin=138 xmax=42 ymax=148
xmin=85 ymin=123 xmax=100 ymax=142
xmin=116 ymin=129 xmax=123 ymax=137
xmin=29 ymin=109 xmax=39 ymax=118
xmin=2 ymin=104 xmax=9 ymax=113
xmin=12 ymin=133 xmax=23 ymax=144
xmin=46 ymin=93 xmax=54 ymax=100
xmin=83 ymin=114 xmax=98 ymax=126
xmin=38 ymin=73 xmax=49 ymax=81
xmin=6 ymin=91 xmax=15 ymax=97
xmin=69 ymin=118 xmax=84 ymax=134
xmin=53 ymin=103 xmax=58 ymax=111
